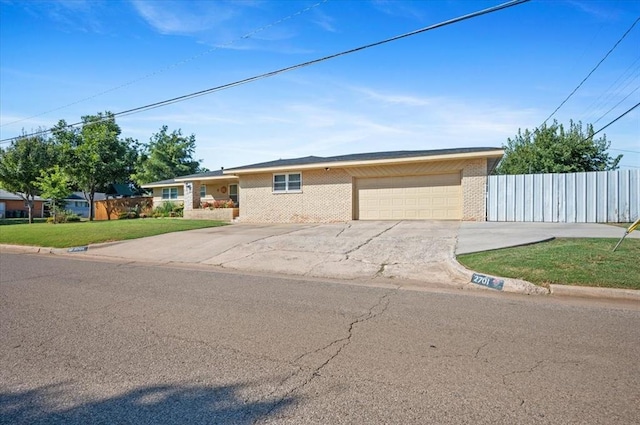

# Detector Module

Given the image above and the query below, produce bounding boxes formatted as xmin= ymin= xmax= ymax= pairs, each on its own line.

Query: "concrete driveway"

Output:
xmin=82 ymin=221 xmax=467 ymax=286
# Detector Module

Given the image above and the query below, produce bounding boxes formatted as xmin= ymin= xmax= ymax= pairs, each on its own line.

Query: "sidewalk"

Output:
xmin=456 ymin=222 xmax=638 ymax=255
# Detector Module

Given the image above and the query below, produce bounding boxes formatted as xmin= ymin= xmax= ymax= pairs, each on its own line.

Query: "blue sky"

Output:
xmin=1 ymin=0 xmax=638 ymax=171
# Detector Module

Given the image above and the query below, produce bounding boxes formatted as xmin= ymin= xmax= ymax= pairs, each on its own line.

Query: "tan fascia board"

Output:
xmin=141 ymin=182 xmax=183 ymax=189
xmin=174 ymin=175 xmax=239 ymax=183
xmin=223 ymin=150 xmax=505 ymax=175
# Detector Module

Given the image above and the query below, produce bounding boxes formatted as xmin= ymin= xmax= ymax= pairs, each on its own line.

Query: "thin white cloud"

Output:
xmin=565 ymin=0 xmax=622 ymax=21
xmin=351 ymin=87 xmax=433 ymax=107
xmin=15 ymin=0 xmax=107 ymax=33
xmin=312 ymin=9 xmax=337 ymax=33
xmin=371 ymin=0 xmax=426 ymax=21
xmin=130 ymin=0 xmax=237 ymax=35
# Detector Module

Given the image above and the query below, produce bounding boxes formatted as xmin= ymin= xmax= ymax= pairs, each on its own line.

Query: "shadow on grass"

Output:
xmin=0 ymin=382 xmax=295 ymax=424
xmin=0 ymin=218 xmax=48 ymax=225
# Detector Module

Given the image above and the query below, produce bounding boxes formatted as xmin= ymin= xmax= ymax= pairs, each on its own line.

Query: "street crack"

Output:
xmin=253 ymin=288 xmax=398 ymax=423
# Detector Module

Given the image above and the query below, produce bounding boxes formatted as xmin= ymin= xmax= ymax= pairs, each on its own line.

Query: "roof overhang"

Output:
xmin=141 ymin=182 xmax=182 ymax=189
xmin=174 ymin=175 xmax=239 ymax=183
xmin=223 ymin=149 xmax=505 ymax=175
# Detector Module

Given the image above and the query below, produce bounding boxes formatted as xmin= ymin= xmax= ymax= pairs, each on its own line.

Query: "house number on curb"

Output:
xmin=67 ymin=246 xmax=88 ymax=253
xmin=471 ymin=273 xmax=504 ymax=291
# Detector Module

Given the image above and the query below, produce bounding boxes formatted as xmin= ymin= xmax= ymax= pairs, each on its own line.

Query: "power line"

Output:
xmin=592 ymin=84 xmax=640 ymax=124
xmin=0 ymin=0 xmax=329 ymax=128
xmin=542 ymin=15 xmax=640 ymax=125
xmin=0 ymin=0 xmax=531 ymax=145
xmin=611 ymin=148 xmax=640 ymax=154
xmin=591 ymin=101 xmax=640 ymax=138
xmin=580 ymin=56 xmax=640 ymax=120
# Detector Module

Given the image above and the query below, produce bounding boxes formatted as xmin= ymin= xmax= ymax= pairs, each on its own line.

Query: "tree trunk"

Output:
xmin=26 ymin=197 xmax=34 ymax=224
xmin=89 ymin=189 xmax=95 ymax=221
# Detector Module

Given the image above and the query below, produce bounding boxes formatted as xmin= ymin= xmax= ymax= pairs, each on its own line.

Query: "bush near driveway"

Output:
xmin=0 ymin=219 xmax=225 ymax=248
xmin=457 ymin=238 xmax=640 ymax=290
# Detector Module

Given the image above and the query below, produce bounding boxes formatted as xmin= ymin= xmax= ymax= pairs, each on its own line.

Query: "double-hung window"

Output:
xmin=273 ymin=173 xmax=301 ymax=193
xmin=200 ymin=185 xmax=206 ymax=198
xmin=162 ymin=187 xmax=178 ymax=200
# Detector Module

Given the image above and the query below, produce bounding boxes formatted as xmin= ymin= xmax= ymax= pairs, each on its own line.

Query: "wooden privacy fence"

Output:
xmin=487 ymin=170 xmax=639 ymax=223
xmin=94 ymin=197 xmax=152 ymax=220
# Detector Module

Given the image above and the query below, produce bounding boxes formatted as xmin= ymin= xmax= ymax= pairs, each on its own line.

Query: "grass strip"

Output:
xmin=457 ymin=238 xmax=639 ymax=290
xmin=0 ymin=219 xmax=225 ymax=248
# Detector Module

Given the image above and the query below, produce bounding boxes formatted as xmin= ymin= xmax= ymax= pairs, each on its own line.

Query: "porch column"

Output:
xmin=183 ymin=181 xmax=200 ymax=211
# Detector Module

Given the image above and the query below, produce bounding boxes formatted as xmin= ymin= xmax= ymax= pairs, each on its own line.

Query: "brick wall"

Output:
xmin=184 ymin=208 xmax=239 ymax=221
xmin=0 ymin=199 xmax=45 ymax=218
xmin=239 ymin=169 xmax=353 ymax=223
xmin=238 ymin=159 xmax=490 ymax=223
xmin=461 ymin=158 xmax=487 ymax=221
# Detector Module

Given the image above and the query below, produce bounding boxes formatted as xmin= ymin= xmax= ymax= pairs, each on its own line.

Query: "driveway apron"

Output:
xmin=83 ymin=221 xmax=465 ymax=285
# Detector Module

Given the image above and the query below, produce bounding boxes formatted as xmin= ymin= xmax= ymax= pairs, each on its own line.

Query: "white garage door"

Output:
xmin=357 ymin=173 xmax=462 ymax=220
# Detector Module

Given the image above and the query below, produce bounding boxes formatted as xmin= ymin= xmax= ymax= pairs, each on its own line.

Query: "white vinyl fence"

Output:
xmin=487 ymin=170 xmax=639 ymax=223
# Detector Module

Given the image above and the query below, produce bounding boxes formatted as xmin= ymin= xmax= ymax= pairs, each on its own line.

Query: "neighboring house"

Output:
xmin=105 ymin=183 xmax=144 ymax=198
xmin=63 ymin=192 xmax=107 ymax=218
xmin=0 ymin=189 xmax=47 ymax=218
xmin=142 ymin=147 xmax=504 ymax=223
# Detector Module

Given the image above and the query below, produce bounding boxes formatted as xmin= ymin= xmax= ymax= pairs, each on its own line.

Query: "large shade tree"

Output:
xmin=133 ymin=126 xmax=204 ymax=185
xmin=0 ymin=133 xmax=56 ymax=223
xmin=495 ymin=120 xmax=622 ymax=174
xmin=53 ymin=112 xmax=138 ymax=220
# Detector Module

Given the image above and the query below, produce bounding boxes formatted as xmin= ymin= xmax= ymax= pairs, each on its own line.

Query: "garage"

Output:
xmin=356 ymin=173 xmax=462 ymax=220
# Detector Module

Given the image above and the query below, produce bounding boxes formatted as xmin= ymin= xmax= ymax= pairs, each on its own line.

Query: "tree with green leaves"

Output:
xmin=0 ymin=133 xmax=56 ymax=223
xmin=53 ymin=112 xmax=138 ymax=221
xmin=133 ymin=126 xmax=204 ymax=185
xmin=495 ymin=120 xmax=622 ymax=175
xmin=36 ymin=165 xmax=72 ymax=222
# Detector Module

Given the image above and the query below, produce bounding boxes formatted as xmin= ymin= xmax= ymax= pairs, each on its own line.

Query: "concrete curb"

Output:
xmin=1 ymin=244 xmax=56 ymax=254
xmin=3 ymin=243 xmax=639 ymax=301
xmin=550 ymin=284 xmax=640 ymax=301
xmin=448 ymin=254 xmax=549 ymax=296
xmin=450 ymin=254 xmax=640 ymax=301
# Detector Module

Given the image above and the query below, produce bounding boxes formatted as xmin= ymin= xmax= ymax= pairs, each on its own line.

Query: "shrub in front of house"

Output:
xmin=152 ymin=201 xmax=184 ymax=218
xmin=200 ymin=200 xmax=235 ymax=209
xmin=47 ymin=210 xmax=81 ymax=223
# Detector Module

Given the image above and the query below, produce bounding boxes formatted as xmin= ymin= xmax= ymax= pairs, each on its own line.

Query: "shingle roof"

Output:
xmin=142 ymin=169 xmax=228 ymax=187
xmin=225 ymin=147 xmax=502 ymax=171
xmin=142 ymin=147 xmax=503 ymax=185
xmin=142 ymin=178 xmax=180 ymax=187
xmin=0 ymin=188 xmax=46 ymax=201
xmin=177 ymin=169 xmax=224 ymax=179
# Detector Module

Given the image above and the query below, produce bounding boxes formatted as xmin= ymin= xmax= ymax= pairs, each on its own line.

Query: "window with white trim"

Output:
xmin=273 ymin=173 xmax=301 ymax=193
xmin=162 ymin=187 xmax=178 ymax=199
xmin=200 ymin=185 xmax=206 ymax=198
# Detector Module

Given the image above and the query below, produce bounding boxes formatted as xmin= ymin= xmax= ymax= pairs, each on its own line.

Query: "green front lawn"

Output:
xmin=457 ymin=238 xmax=640 ymax=290
xmin=0 ymin=219 xmax=226 ymax=248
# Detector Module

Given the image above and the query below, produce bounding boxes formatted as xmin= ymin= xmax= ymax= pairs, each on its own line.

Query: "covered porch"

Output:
xmin=177 ymin=170 xmax=240 ymax=222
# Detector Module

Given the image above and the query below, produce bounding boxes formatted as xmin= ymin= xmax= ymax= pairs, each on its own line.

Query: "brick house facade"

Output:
xmin=142 ymin=148 xmax=503 ymax=223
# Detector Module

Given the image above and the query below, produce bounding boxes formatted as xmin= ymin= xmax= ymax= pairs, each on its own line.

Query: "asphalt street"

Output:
xmin=1 ymin=252 xmax=639 ymax=424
